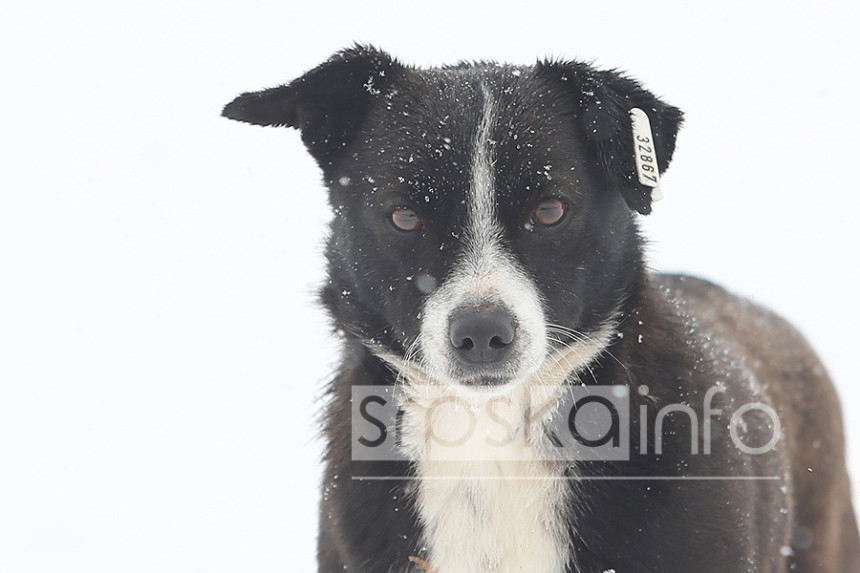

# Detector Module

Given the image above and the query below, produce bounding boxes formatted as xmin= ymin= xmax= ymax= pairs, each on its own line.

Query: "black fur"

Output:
xmin=223 ymin=46 xmax=859 ymax=572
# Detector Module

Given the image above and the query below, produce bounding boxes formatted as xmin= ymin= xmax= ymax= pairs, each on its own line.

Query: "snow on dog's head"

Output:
xmin=222 ymin=45 xmax=683 ymax=394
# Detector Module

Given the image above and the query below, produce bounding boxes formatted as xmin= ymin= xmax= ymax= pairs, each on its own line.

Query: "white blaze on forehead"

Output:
xmin=465 ymin=85 xmax=502 ymax=271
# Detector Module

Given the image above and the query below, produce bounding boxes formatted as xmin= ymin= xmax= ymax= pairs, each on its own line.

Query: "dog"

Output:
xmin=222 ymin=45 xmax=859 ymax=573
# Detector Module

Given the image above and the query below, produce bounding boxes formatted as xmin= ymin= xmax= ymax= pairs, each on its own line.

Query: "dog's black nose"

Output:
xmin=448 ymin=309 xmax=516 ymax=365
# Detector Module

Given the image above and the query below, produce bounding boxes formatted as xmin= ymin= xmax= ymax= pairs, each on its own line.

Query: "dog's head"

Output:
xmin=223 ymin=45 xmax=682 ymax=392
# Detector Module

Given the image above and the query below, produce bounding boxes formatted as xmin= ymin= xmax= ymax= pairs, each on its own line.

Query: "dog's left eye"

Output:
xmin=390 ymin=207 xmax=423 ymax=232
xmin=532 ymin=198 xmax=566 ymax=227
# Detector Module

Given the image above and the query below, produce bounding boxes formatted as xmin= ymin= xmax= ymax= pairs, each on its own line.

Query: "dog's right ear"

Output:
xmin=536 ymin=60 xmax=683 ymax=215
xmin=222 ymin=45 xmax=400 ymax=168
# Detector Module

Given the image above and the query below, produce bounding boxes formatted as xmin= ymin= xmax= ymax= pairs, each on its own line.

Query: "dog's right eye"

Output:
xmin=390 ymin=207 xmax=423 ymax=232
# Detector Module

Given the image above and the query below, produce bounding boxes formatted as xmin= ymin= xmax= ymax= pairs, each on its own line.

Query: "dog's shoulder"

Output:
xmin=654 ymin=273 xmax=822 ymax=375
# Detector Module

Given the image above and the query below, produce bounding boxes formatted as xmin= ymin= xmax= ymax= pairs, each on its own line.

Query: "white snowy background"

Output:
xmin=1 ymin=1 xmax=858 ymax=571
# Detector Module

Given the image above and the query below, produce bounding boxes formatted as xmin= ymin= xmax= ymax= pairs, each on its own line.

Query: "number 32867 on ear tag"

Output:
xmin=629 ymin=107 xmax=663 ymax=202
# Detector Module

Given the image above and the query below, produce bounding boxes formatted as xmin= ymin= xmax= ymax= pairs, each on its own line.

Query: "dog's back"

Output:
xmin=660 ymin=274 xmax=860 ymax=571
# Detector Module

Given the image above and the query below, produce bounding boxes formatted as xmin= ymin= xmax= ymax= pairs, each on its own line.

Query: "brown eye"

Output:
xmin=390 ymin=207 xmax=423 ymax=232
xmin=532 ymin=198 xmax=566 ymax=227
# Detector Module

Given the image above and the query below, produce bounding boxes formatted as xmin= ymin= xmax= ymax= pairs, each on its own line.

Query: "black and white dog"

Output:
xmin=223 ymin=46 xmax=859 ymax=573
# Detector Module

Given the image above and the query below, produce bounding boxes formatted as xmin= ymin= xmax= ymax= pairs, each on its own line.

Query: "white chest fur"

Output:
xmin=400 ymin=385 xmax=571 ymax=573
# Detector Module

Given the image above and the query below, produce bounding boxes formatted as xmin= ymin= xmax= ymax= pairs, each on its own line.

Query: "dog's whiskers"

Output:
xmin=546 ymin=322 xmax=631 ymax=385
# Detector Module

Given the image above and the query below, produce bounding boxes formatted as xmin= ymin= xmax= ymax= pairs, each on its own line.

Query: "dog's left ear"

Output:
xmin=222 ymin=45 xmax=400 ymax=168
xmin=537 ymin=60 xmax=683 ymax=215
